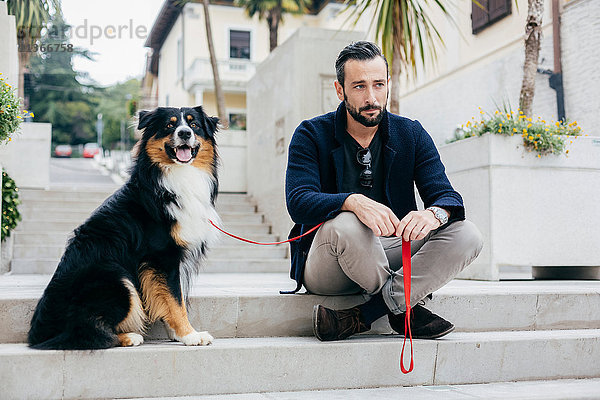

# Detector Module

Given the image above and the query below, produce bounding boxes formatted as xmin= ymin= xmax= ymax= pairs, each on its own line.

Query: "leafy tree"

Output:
xmin=26 ymin=12 xmax=99 ymax=146
xmin=6 ymin=0 xmax=60 ymax=110
xmin=235 ymin=0 xmax=311 ymax=51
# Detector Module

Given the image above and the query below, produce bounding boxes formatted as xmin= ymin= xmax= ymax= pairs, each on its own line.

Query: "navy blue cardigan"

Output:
xmin=283 ymin=102 xmax=465 ymax=293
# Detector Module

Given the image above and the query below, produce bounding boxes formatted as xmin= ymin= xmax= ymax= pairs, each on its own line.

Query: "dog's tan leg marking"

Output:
xmin=140 ymin=269 xmax=213 ymax=346
xmin=118 ymin=332 xmax=144 ymax=347
xmin=116 ymin=279 xmax=147 ymax=335
xmin=170 ymin=223 xmax=187 ymax=247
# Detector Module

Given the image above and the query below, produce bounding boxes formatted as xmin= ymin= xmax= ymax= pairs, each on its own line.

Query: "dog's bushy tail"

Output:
xmin=29 ymin=315 xmax=118 ymax=350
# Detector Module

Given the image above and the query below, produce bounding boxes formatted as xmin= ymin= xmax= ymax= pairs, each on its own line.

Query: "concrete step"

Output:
xmin=9 ymin=258 xmax=290 ymax=274
xmin=17 ymin=209 xmax=265 ymax=224
xmin=18 ymin=201 xmax=257 ymax=214
xmin=137 ymin=378 xmax=600 ymax=400
xmin=15 ymin=219 xmax=272 ymax=233
xmin=19 ymin=189 xmax=117 ymax=201
xmin=12 ymin=231 xmax=280 ymax=247
xmin=2 ymin=330 xmax=600 ymax=399
xmin=13 ymin=244 xmax=287 ymax=260
xmin=19 ymin=189 xmax=252 ymax=204
xmin=1 ymin=274 xmax=599 ymax=343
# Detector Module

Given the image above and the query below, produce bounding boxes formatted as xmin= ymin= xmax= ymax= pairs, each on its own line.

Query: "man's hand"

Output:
xmin=396 ymin=210 xmax=442 ymax=241
xmin=341 ymin=194 xmax=400 ymax=237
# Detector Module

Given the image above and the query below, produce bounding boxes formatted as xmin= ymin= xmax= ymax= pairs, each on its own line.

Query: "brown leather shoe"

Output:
xmin=388 ymin=304 xmax=454 ymax=339
xmin=313 ymin=304 xmax=371 ymax=341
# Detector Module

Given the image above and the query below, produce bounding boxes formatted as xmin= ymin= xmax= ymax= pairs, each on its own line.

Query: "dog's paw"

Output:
xmin=179 ymin=330 xmax=214 ymax=346
xmin=119 ymin=332 xmax=144 ymax=347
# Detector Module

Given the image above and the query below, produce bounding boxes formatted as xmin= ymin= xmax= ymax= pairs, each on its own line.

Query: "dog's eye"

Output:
xmin=167 ymin=123 xmax=173 ymax=129
xmin=190 ymin=123 xmax=197 ymax=128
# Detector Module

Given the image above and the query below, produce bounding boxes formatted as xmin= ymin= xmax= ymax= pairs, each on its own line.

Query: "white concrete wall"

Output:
xmin=247 ymin=27 xmax=365 ymax=240
xmin=397 ymin=0 xmax=560 ymax=145
xmin=561 ymin=0 xmax=600 ymax=134
xmin=0 ymin=1 xmax=19 ymax=88
xmin=0 ymin=123 xmax=52 ymax=189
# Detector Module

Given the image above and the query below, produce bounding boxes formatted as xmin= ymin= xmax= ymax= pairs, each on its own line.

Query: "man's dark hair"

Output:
xmin=335 ymin=41 xmax=389 ymax=88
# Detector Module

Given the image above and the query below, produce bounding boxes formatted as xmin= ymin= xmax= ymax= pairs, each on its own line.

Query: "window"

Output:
xmin=230 ymin=30 xmax=250 ymax=60
xmin=472 ymin=0 xmax=511 ymax=34
xmin=229 ymin=113 xmax=246 ymax=130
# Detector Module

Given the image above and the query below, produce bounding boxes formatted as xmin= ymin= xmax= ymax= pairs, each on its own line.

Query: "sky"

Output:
xmin=60 ymin=0 xmax=165 ymax=87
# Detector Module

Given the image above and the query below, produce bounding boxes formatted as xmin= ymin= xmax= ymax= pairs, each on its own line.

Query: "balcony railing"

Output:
xmin=185 ymin=58 xmax=258 ymax=91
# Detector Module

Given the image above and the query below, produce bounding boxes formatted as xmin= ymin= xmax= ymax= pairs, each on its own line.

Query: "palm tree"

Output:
xmin=235 ymin=0 xmax=311 ymax=51
xmin=6 ymin=0 xmax=60 ymax=110
xmin=518 ymin=0 xmax=544 ymax=118
xmin=346 ymin=0 xmax=453 ymax=114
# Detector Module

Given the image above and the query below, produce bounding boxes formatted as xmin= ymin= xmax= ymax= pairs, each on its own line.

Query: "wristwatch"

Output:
xmin=427 ymin=206 xmax=449 ymax=225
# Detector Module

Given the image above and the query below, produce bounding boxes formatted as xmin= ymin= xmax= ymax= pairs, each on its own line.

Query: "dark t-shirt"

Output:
xmin=340 ymin=129 xmax=387 ymax=206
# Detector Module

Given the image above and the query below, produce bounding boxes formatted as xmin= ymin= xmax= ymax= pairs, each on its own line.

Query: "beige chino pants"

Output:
xmin=303 ymin=212 xmax=484 ymax=314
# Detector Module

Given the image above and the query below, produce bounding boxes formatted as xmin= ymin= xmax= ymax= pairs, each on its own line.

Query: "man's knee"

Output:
xmin=320 ymin=212 xmax=372 ymax=242
xmin=452 ymin=220 xmax=484 ymax=257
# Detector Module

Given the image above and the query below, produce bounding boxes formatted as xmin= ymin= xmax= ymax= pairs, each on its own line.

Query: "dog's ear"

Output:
xmin=137 ymin=109 xmax=153 ymax=130
xmin=193 ymin=106 xmax=219 ymax=137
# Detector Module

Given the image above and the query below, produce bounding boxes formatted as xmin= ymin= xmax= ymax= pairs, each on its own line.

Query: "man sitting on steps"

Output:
xmin=284 ymin=41 xmax=484 ymax=341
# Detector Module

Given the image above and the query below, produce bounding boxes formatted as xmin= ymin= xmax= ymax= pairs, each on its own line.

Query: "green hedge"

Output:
xmin=1 ymin=169 xmax=21 ymax=241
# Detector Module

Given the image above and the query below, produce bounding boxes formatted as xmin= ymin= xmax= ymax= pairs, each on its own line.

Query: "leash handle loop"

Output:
xmin=400 ymin=239 xmax=414 ymax=374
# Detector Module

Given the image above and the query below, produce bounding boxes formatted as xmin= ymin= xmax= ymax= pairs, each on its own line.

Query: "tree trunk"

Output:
xmin=267 ymin=8 xmax=281 ymax=52
xmin=390 ymin=6 xmax=402 ymax=114
xmin=202 ymin=0 xmax=228 ymax=128
xmin=519 ymin=0 xmax=544 ymax=118
xmin=17 ymin=38 xmax=31 ymax=111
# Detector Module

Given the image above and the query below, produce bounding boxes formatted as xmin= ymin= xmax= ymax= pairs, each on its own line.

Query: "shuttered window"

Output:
xmin=472 ymin=0 xmax=512 ymax=34
xmin=230 ymin=30 xmax=251 ymax=60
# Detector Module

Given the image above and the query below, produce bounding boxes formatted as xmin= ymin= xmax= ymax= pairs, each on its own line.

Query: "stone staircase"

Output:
xmin=10 ymin=188 xmax=289 ymax=275
xmin=1 ymin=188 xmax=600 ymax=399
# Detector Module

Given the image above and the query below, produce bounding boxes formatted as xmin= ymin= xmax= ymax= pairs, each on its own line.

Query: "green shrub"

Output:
xmin=450 ymin=108 xmax=583 ymax=157
xmin=1 ymin=169 xmax=21 ymax=241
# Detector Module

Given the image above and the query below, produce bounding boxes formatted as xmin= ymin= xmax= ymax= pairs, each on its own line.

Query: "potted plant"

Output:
xmin=439 ymin=108 xmax=600 ymax=280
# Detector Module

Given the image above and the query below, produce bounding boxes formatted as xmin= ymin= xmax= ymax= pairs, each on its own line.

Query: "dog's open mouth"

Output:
xmin=165 ymin=144 xmax=200 ymax=164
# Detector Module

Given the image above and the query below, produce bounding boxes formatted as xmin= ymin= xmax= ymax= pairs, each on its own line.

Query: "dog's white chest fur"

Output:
xmin=160 ymin=165 xmax=221 ymax=248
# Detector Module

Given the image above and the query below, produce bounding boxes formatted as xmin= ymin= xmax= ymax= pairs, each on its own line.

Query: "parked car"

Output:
xmin=83 ymin=142 xmax=100 ymax=158
xmin=54 ymin=144 xmax=72 ymax=158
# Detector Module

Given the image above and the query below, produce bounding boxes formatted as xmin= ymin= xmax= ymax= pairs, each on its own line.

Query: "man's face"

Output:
xmin=335 ymin=57 xmax=389 ymax=127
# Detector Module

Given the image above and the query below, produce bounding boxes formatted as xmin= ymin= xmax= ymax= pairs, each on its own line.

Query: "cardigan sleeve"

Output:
xmin=285 ymin=122 xmax=353 ymax=225
xmin=413 ymin=122 xmax=465 ymax=222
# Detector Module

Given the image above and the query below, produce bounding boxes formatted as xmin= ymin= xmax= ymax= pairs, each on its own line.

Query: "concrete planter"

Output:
xmin=0 ymin=122 xmax=52 ymax=189
xmin=439 ymin=133 xmax=600 ymax=280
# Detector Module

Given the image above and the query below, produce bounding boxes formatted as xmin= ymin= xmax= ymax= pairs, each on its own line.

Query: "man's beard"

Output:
xmin=344 ymin=93 xmax=386 ymax=127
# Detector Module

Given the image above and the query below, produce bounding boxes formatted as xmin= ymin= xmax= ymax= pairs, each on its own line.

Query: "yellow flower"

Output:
xmin=513 ymin=128 xmax=518 ymax=133
xmin=523 ymin=129 xmax=527 ymax=133
xmin=519 ymin=110 xmax=523 ymax=114
xmin=495 ymin=110 xmax=499 ymax=115
xmin=566 ymin=150 xmax=569 ymax=154
xmin=545 ymin=128 xmax=549 ymax=131
xmin=498 ymin=129 xmax=502 ymax=133
xmin=527 ymin=123 xmax=532 ymax=128
xmin=528 ymin=136 xmax=534 ymax=140
xmin=16 ymin=115 xmax=21 ymax=119
xmin=527 ymin=118 xmax=532 ymax=122
xmin=537 ymin=154 xmax=541 ymax=158
xmin=499 ymin=123 xmax=503 ymax=127
xmin=30 ymin=112 xmax=34 ymax=117
xmin=555 ymin=121 xmax=560 ymax=126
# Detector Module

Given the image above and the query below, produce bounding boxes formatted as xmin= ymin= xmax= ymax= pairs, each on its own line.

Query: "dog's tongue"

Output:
xmin=176 ymin=146 xmax=192 ymax=162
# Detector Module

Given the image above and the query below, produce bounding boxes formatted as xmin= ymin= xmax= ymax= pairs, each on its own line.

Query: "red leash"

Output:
xmin=209 ymin=220 xmax=324 ymax=245
xmin=208 ymin=219 xmax=414 ymax=373
xmin=400 ymin=239 xmax=414 ymax=374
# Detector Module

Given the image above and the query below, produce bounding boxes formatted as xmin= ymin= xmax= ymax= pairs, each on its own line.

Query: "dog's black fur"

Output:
xmin=28 ymin=106 xmax=220 ymax=350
